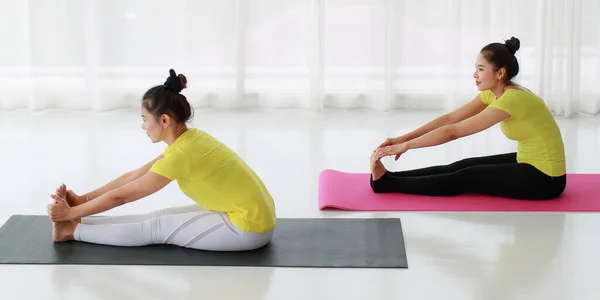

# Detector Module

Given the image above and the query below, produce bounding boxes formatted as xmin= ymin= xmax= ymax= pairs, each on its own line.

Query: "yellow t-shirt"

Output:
xmin=480 ymin=89 xmax=566 ymax=177
xmin=149 ymin=128 xmax=276 ymax=233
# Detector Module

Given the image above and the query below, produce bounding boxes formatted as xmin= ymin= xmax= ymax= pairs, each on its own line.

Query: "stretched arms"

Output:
xmin=81 ymin=155 xmax=163 ymax=202
xmin=381 ymin=94 xmax=487 ymax=147
xmin=374 ymin=105 xmax=509 ymax=159
xmin=67 ymin=170 xmax=172 ymax=220
xmin=405 ymin=107 xmax=510 ymax=151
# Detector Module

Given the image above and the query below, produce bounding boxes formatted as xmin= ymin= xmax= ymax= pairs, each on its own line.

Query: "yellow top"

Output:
xmin=150 ymin=128 xmax=276 ymax=233
xmin=480 ymin=89 xmax=566 ymax=177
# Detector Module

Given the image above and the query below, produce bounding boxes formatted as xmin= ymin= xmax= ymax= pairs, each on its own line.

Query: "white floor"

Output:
xmin=1 ymin=108 xmax=600 ymax=300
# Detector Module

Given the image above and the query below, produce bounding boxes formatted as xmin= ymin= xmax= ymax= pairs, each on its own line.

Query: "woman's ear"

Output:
xmin=160 ymin=114 xmax=171 ymax=128
xmin=496 ymin=67 xmax=506 ymax=81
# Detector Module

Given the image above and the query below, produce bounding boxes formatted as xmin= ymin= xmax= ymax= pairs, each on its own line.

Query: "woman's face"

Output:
xmin=473 ymin=53 xmax=504 ymax=91
xmin=141 ymin=106 xmax=164 ymax=143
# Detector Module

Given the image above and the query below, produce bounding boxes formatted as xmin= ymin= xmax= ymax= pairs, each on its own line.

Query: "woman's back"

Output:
xmin=150 ymin=128 xmax=277 ymax=233
xmin=480 ymin=88 xmax=566 ymax=176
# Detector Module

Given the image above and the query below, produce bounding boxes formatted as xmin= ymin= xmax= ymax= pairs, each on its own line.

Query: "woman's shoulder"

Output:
xmin=504 ymin=83 xmax=535 ymax=95
xmin=503 ymin=86 xmax=542 ymax=102
xmin=177 ymin=128 xmax=231 ymax=154
xmin=179 ymin=128 xmax=211 ymax=142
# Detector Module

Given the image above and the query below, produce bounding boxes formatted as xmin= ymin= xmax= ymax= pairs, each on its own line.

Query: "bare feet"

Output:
xmin=370 ymin=153 xmax=387 ymax=181
xmin=55 ymin=184 xmax=82 ymax=223
xmin=52 ymin=221 xmax=77 ymax=242
xmin=56 ymin=184 xmax=85 ymax=207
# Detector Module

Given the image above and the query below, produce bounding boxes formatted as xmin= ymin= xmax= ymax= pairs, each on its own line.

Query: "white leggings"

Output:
xmin=74 ymin=204 xmax=273 ymax=251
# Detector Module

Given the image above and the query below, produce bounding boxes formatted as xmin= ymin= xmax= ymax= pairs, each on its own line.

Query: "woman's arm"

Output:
xmin=67 ymin=171 xmax=172 ymax=220
xmin=81 ymin=155 xmax=163 ymax=202
xmin=405 ymin=107 xmax=510 ymax=151
xmin=446 ymin=94 xmax=488 ymax=124
xmin=386 ymin=94 xmax=487 ymax=144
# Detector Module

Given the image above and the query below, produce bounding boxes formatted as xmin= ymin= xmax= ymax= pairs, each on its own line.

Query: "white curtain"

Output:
xmin=1 ymin=0 xmax=598 ymax=116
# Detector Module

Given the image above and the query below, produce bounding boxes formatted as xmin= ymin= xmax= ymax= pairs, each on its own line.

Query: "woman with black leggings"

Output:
xmin=370 ymin=37 xmax=566 ymax=200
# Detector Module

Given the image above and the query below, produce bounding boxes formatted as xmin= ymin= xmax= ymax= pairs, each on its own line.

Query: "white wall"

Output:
xmin=1 ymin=0 xmax=598 ymax=116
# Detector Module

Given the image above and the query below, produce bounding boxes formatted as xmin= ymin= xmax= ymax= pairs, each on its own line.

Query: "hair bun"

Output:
xmin=177 ymin=74 xmax=187 ymax=90
xmin=164 ymin=69 xmax=185 ymax=93
xmin=504 ymin=37 xmax=520 ymax=55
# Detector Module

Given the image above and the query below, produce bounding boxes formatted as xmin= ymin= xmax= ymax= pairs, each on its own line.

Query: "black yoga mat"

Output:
xmin=0 ymin=215 xmax=408 ymax=268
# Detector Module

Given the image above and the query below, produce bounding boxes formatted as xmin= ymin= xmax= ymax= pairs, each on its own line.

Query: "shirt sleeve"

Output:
xmin=488 ymin=92 xmax=524 ymax=119
xmin=150 ymin=149 xmax=190 ymax=180
xmin=479 ymin=90 xmax=494 ymax=105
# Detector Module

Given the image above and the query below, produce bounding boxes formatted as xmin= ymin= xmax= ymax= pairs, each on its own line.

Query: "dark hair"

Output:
xmin=480 ymin=37 xmax=521 ymax=82
xmin=142 ymin=69 xmax=193 ymax=123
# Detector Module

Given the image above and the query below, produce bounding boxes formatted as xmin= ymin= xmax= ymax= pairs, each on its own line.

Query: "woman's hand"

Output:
xmin=48 ymin=194 xmax=73 ymax=222
xmin=376 ymin=135 xmax=410 ymax=152
xmin=377 ymin=136 xmax=403 ymax=149
xmin=374 ymin=143 xmax=409 ymax=161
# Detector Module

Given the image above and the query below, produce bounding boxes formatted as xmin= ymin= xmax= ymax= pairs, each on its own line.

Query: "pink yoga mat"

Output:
xmin=318 ymin=169 xmax=600 ymax=212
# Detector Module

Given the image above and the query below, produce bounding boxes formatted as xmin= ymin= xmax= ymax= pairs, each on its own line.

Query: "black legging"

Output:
xmin=370 ymin=153 xmax=566 ymax=200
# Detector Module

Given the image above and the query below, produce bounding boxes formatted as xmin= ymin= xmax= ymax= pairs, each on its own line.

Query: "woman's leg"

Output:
xmin=389 ymin=152 xmax=517 ymax=177
xmin=80 ymin=204 xmax=203 ymax=225
xmin=63 ymin=209 xmax=272 ymax=251
xmin=371 ymin=161 xmax=566 ymax=200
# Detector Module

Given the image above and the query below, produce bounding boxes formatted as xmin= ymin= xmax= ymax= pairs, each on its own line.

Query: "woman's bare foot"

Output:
xmin=66 ymin=190 xmax=86 ymax=207
xmin=370 ymin=153 xmax=387 ymax=181
xmin=52 ymin=221 xmax=77 ymax=242
xmin=55 ymin=184 xmax=82 ymax=223
xmin=56 ymin=184 xmax=86 ymax=207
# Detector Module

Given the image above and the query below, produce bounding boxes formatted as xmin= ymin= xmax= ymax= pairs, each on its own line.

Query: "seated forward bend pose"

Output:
xmin=47 ymin=69 xmax=277 ymax=251
xmin=371 ymin=37 xmax=567 ymax=200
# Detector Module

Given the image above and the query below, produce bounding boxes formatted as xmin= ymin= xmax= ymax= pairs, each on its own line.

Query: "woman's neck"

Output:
xmin=164 ymin=125 xmax=188 ymax=146
xmin=490 ymin=80 xmax=514 ymax=99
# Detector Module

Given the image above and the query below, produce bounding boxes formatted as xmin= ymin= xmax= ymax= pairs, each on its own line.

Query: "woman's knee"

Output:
xmin=139 ymin=217 xmax=162 ymax=244
xmin=452 ymin=153 xmax=517 ymax=170
xmin=147 ymin=204 xmax=203 ymax=219
xmin=450 ymin=157 xmax=480 ymax=169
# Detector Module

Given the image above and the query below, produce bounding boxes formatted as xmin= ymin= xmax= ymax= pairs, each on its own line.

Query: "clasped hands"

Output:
xmin=373 ymin=137 xmax=409 ymax=161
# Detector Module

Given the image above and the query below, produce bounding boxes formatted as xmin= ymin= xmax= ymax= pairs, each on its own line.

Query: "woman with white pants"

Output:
xmin=48 ymin=69 xmax=276 ymax=251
